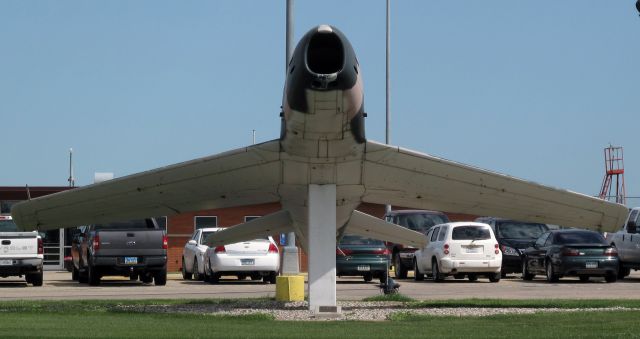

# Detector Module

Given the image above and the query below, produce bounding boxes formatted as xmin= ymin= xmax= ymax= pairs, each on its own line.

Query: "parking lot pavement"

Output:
xmin=1 ymin=271 xmax=640 ymax=301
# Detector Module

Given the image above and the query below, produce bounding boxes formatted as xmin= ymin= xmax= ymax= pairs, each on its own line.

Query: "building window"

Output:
xmin=194 ymin=216 xmax=217 ymax=230
xmin=0 ymin=201 xmax=18 ymax=214
xmin=244 ymin=216 xmax=261 ymax=222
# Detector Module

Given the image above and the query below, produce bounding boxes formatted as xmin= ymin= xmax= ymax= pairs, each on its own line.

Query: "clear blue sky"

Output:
xmin=2 ymin=1 xmax=638 ymax=205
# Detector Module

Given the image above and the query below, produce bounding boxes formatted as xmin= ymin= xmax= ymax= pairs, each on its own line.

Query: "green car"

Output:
xmin=336 ymin=234 xmax=390 ymax=283
xmin=521 ymin=229 xmax=619 ymax=283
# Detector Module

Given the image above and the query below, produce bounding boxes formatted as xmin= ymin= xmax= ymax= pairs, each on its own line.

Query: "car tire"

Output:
xmin=154 ymin=269 xmax=167 ymax=286
xmin=28 ymin=270 xmax=43 ymax=287
xmin=579 ymin=276 xmax=589 ymax=282
xmin=394 ymin=254 xmax=407 ymax=279
xmin=264 ymin=271 xmax=277 ymax=284
xmin=193 ymin=259 xmax=202 ymax=281
xmin=71 ymin=265 xmax=79 ymax=281
xmin=605 ymin=272 xmax=617 ymax=283
xmin=617 ymin=267 xmax=630 ymax=280
xmin=521 ymin=259 xmax=535 ymax=281
xmin=488 ymin=273 xmax=500 ymax=283
xmin=432 ymin=259 xmax=444 ymax=282
xmin=141 ymin=274 xmax=153 ymax=284
xmin=413 ymin=259 xmax=424 ymax=281
xmin=468 ymin=274 xmax=478 ymax=282
xmin=545 ymin=260 xmax=559 ymax=283
xmin=88 ymin=263 xmax=100 ymax=286
xmin=181 ymin=258 xmax=192 ymax=280
xmin=363 ymin=273 xmax=373 ymax=282
xmin=250 ymin=273 xmax=262 ymax=281
xmin=78 ymin=268 xmax=88 ymax=284
xmin=209 ymin=272 xmax=220 ymax=284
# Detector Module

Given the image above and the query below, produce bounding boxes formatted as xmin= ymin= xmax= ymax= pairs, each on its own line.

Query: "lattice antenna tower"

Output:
xmin=598 ymin=145 xmax=626 ymax=205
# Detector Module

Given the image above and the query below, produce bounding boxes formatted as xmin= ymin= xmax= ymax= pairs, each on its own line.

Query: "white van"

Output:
xmin=414 ymin=222 xmax=502 ymax=282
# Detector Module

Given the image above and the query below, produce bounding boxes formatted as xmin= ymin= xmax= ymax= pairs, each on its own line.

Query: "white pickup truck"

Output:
xmin=604 ymin=207 xmax=640 ymax=279
xmin=0 ymin=215 xmax=44 ymax=286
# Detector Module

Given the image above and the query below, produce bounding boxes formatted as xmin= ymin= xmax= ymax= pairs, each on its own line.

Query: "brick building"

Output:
xmin=0 ymin=186 xmax=476 ymax=272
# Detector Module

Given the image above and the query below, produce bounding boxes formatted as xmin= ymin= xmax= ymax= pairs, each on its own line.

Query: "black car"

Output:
xmin=475 ymin=217 xmax=549 ymax=276
xmin=521 ymin=229 xmax=619 ymax=283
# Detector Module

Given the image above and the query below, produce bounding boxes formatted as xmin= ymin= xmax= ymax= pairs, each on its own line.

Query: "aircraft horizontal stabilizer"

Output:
xmin=344 ymin=210 xmax=427 ymax=248
xmin=363 ymin=141 xmax=629 ymax=232
xmin=204 ymin=210 xmax=293 ymax=246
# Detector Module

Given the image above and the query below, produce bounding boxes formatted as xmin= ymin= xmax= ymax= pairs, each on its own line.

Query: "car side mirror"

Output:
xmin=188 ymin=240 xmax=197 ymax=246
xmin=628 ymin=220 xmax=637 ymax=234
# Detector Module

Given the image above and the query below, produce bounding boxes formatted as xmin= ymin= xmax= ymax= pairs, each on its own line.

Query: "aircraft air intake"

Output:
xmin=306 ymin=32 xmax=344 ymax=76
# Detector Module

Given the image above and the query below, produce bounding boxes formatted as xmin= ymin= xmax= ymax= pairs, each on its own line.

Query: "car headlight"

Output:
xmin=500 ymin=245 xmax=519 ymax=256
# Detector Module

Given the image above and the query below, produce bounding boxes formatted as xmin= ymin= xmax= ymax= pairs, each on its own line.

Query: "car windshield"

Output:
xmin=496 ymin=222 xmax=549 ymax=239
xmin=0 ymin=219 xmax=18 ymax=232
xmin=93 ymin=219 xmax=155 ymax=231
xmin=555 ymin=232 xmax=607 ymax=245
xmin=339 ymin=234 xmax=384 ymax=246
xmin=396 ymin=213 xmax=449 ymax=234
xmin=452 ymin=226 xmax=491 ymax=240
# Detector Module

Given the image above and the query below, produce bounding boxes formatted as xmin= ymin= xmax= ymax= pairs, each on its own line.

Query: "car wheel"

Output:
xmin=181 ymin=257 xmax=192 ymax=280
xmin=71 ymin=265 xmax=79 ymax=281
xmin=468 ymin=274 xmax=478 ymax=282
xmin=521 ymin=259 xmax=534 ymax=281
xmin=413 ymin=259 xmax=424 ymax=281
xmin=579 ymin=275 xmax=589 ymax=282
xmin=88 ymin=263 xmax=101 ymax=286
xmin=154 ymin=269 xmax=167 ymax=286
xmin=432 ymin=259 xmax=444 ymax=282
xmin=605 ymin=272 xmax=617 ymax=283
xmin=265 ymin=271 xmax=277 ymax=284
xmin=545 ymin=260 xmax=559 ymax=283
xmin=209 ymin=272 xmax=220 ymax=284
xmin=394 ymin=255 xmax=407 ymax=279
xmin=193 ymin=259 xmax=202 ymax=281
xmin=141 ymin=273 xmax=153 ymax=284
xmin=488 ymin=273 xmax=500 ymax=283
xmin=250 ymin=273 xmax=262 ymax=281
xmin=78 ymin=267 xmax=88 ymax=284
xmin=28 ymin=270 xmax=43 ymax=287
xmin=617 ymin=267 xmax=630 ymax=280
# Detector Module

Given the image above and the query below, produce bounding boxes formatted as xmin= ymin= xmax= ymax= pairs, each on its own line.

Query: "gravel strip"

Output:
xmin=114 ymin=301 xmax=639 ymax=321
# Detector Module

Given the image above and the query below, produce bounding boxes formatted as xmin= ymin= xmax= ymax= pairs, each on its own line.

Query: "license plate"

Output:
xmin=0 ymin=259 xmax=12 ymax=266
xmin=124 ymin=257 xmax=138 ymax=265
xmin=585 ymin=262 xmax=598 ymax=269
xmin=241 ymin=259 xmax=254 ymax=266
xmin=464 ymin=246 xmax=482 ymax=254
xmin=357 ymin=265 xmax=370 ymax=271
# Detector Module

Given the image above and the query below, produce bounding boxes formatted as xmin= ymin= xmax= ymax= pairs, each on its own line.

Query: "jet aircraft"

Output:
xmin=12 ymin=25 xmax=628 ymax=312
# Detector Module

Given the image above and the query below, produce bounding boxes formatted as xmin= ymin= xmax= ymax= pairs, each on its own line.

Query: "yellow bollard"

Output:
xmin=275 ymin=275 xmax=305 ymax=301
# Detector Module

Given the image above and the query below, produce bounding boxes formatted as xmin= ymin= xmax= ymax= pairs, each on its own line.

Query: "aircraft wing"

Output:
xmin=203 ymin=210 xmax=293 ymax=247
xmin=12 ymin=140 xmax=283 ymax=231
xmin=362 ymin=140 xmax=629 ymax=232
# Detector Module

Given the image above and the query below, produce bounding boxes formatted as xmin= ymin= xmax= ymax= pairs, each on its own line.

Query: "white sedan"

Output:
xmin=203 ymin=236 xmax=280 ymax=284
xmin=182 ymin=227 xmax=220 ymax=281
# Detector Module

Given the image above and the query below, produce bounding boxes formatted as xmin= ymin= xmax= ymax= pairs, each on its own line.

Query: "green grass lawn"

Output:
xmin=1 ymin=299 xmax=639 ymax=338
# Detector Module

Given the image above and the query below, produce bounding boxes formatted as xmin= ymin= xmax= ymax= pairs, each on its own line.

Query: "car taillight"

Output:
xmin=268 ymin=243 xmax=279 ymax=253
xmin=371 ymin=248 xmax=391 ymax=256
xmin=37 ymin=237 xmax=43 ymax=255
xmin=604 ymin=247 xmax=618 ymax=257
xmin=214 ymin=245 xmax=226 ymax=253
xmin=562 ymin=248 xmax=580 ymax=256
xmin=162 ymin=234 xmax=168 ymax=250
xmin=92 ymin=234 xmax=100 ymax=251
xmin=495 ymin=243 xmax=500 ymax=255
xmin=443 ymin=243 xmax=450 ymax=255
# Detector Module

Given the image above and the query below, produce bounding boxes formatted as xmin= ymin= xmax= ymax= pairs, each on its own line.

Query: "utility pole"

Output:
xmin=68 ymin=148 xmax=75 ymax=187
xmin=385 ymin=0 xmax=391 ymax=216
xmin=281 ymin=0 xmax=300 ymax=275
